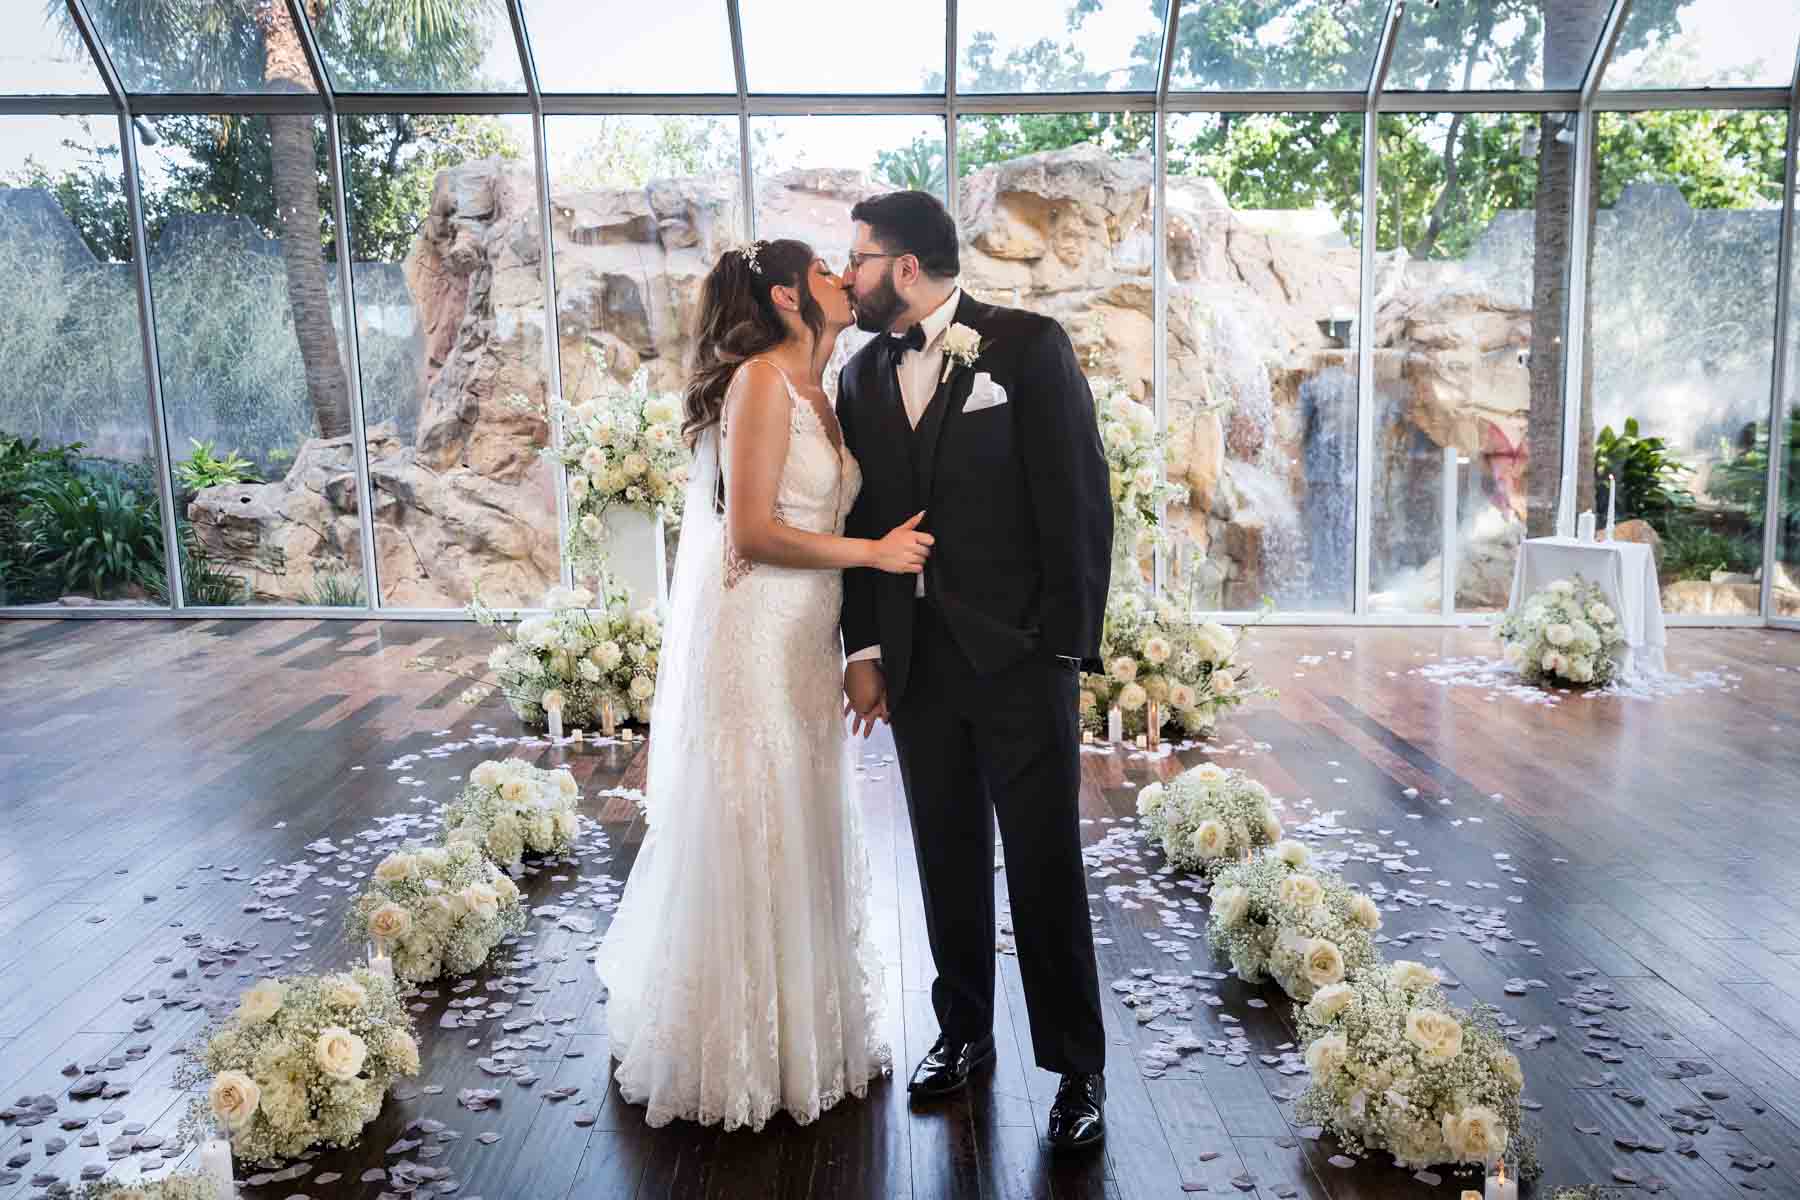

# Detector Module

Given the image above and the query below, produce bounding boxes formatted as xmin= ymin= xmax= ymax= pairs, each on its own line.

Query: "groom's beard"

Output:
xmin=853 ymin=269 xmax=905 ymax=335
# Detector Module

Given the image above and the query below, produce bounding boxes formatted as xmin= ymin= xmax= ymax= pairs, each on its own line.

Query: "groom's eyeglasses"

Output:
xmin=844 ymin=251 xmax=898 ymax=273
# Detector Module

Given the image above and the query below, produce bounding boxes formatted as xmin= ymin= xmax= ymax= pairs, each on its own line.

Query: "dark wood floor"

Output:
xmin=0 ymin=618 xmax=1797 ymax=1199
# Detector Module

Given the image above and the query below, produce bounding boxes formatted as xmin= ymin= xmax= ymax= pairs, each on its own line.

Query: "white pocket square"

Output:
xmin=963 ymin=373 xmax=1008 ymax=412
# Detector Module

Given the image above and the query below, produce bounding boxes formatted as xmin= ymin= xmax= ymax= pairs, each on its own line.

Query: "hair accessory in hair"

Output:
xmin=732 ymin=239 xmax=766 ymax=274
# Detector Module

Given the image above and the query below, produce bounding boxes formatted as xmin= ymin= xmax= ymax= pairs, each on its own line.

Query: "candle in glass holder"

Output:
xmin=1146 ymin=701 xmax=1161 ymax=749
xmin=1081 ymin=729 xmax=1094 ymax=745
xmin=620 ymin=727 xmax=635 ymax=744
xmin=367 ymin=939 xmax=394 ymax=982
xmin=600 ymin=699 xmax=618 ymax=738
xmin=1107 ymin=706 xmax=1123 ymax=744
xmin=1483 ymin=1161 xmax=1518 ymax=1200
xmin=1461 ymin=1192 xmax=1482 ymax=1200
xmin=546 ymin=705 xmax=563 ymax=742
xmin=198 ymin=1125 xmax=235 ymax=1198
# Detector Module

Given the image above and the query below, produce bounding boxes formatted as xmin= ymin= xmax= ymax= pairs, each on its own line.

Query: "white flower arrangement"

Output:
xmin=939 ymin=322 xmax=984 ymax=383
xmin=177 ymin=969 xmax=419 ymax=1166
xmin=1295 ymin=962 xmax=1525 ymax=1170
xmin=441 ymin=757 xmax=583 ymax=869
xmin=1135 ymin=762 xmax=1283 ymax=875
xmin=1205 ymin=853 xmax=1382 ymax=1000
xmin=550 ymin=347 xmax=691 ymax=576
xmin=348 ymin=840 xmax=526 ymax=985
xmin=76 ymin=1176 xmax=219 ymax=1200
xmin=1091 ymin=371 xmax=1188 ymax=558
xmin=1084 ymin=590 xmax=1270 ymax=739
xmin=441 ymin=580 xmax=661 ymax=729
xmin=1495 ymin=575 xmax=1626 ymax=688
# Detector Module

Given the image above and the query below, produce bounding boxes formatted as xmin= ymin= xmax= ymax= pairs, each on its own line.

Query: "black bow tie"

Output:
xmin=890 ymin=324 xmax=927 ymax=354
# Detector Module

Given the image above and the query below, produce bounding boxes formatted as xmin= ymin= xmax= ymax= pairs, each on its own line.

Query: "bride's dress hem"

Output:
xmin=615 ymin=1047 xmax=895 ymax=1134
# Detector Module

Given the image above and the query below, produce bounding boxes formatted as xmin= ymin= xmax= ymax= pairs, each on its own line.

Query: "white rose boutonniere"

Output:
xmin=939 ymin=322 xmax=982 ymax=383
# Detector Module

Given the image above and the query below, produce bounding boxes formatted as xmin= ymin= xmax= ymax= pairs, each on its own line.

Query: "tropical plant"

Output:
xmin=1593 ymin=417 xmax=1694 ymax=523
xmin=175 ymin=437 xmax=261 ymax=492
xmin=19 ymin=472 xmax=162 ymax=599
xmin=1 ymin=434 xmax=85 ymax=603
xmin=1657 ymin=519 xmax=1756 ymax=582
xmin=310 ymin=570 xmax=365 ymax=607
xmin=136 ymin=521 xmax=248 ymax=607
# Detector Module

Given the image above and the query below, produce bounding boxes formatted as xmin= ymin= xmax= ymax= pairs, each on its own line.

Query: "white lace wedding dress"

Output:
xmin=594 ymin=359 xmax=891 ymax=1131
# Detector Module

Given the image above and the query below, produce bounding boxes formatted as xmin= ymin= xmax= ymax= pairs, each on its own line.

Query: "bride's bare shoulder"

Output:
xmin=721 ymin=359 xmax=794 ymax=437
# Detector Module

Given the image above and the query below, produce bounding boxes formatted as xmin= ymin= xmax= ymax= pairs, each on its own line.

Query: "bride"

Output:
xmin=594 ymin=237 xmax=928 ymax=1130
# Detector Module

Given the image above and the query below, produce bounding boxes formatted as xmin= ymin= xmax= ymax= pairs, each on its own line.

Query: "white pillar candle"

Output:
xmin=199 ymin=1132 xmax=235 ymax=1198
xmin=1605 ymin=473 xmax=1616 ymax=537
xmin=1107 ymin=706 xmax=1123 ymax=744
xmin=1483 ymin=1161 xmax=1518 ymax=1200
xmin=367 ymin=940 xmax=394 ymax=982
xmin=1577 ymin=510 xmax=1595 ymax=541
xmin=546 ymin=706 xmax=563 ymax=742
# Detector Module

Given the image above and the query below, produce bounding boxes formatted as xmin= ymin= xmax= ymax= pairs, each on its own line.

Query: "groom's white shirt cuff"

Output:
xmin=847 ymin=645 xmax=882 ymax=665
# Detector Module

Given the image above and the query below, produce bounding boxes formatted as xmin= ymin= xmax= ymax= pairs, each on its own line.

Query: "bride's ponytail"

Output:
xmin=683 ymin=238 xmax=822 ymax=448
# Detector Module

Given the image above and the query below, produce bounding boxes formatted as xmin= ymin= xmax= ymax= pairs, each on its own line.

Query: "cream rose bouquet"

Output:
xmin=1295 ymin=962 xmax=1525 ymax=1170
xmin=550 ymin=349 xmax=691 ymax=576
xmin=1092 ymin=372 xmax=1187 ymax=557
xmin=1083 ymin=590 xmax=1269 ymax=740
xmin=177 ymin=969 xmax=419 ymax=1165
xmin=1205 ymin=849 xmax=1382 ymax=998
xmin=347 ymin=841 xmax=526 ymax=985
xmin=441 ymin=757 xmax=583 ymax=869
xmin=1135 ymin=762 xmax=1282 ymax=875
xmin=1495 ymin=576 xmax=1626 ymax=688
xmin=438 ymin=580 xmax=660 ymax=729
xmin=76 ymin=1177 xmax=220 ymax=1200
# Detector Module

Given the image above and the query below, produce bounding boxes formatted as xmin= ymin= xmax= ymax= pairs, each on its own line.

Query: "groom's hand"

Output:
xmin=844 ymin=659 xmax=888 ymax=737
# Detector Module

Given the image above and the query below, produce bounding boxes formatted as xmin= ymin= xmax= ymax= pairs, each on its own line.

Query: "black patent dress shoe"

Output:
xmin=907 ymin=1033 xmax=996 ymax=1098
xmin=1046 ymin=1072 xmax=1106 ymax=1149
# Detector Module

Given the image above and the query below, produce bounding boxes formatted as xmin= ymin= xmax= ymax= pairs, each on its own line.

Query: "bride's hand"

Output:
xmin=868 ymin=511 xmax=933 ymax=575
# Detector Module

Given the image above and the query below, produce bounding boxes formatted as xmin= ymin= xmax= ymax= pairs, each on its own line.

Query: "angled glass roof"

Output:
xmin=956 ymin=0 xmax=1164 ymax=94
xmin=1167 ymin=0 xmax=1385 ymax=92
xmin=1385 ymin=0 xmax=1611 ymax=91
xmin=308 ymin=0 xmax=526 ymax=93
xmin=521 ymin=0 xmax=737 ymax=93
xmin=77 ymin=0 xmax=318 ymax=95
xmin=737 ymin=0 xmax=947 ymax=93
xmin=1603 ymin=0 xmax=1800 ymax=90
xmin=6 ymin=7 xmax=107 ymax=95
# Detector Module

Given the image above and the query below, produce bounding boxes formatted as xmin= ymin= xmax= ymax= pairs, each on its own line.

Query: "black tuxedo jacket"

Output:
xmin=837 ymin=293 xmax=1113 ymax=705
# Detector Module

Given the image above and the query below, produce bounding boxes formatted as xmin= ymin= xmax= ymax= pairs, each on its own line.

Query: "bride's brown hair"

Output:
xmin=683 ymin=238 xmax=825 ymax=447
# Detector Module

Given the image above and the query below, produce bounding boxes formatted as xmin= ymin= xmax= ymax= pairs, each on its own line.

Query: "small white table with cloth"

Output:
xmin=1507 ymin=536 xmax=1668 ymax=677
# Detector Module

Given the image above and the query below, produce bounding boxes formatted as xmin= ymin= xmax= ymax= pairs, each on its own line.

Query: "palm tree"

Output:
xmin=57 ymin=0 xmax=492 ymax=442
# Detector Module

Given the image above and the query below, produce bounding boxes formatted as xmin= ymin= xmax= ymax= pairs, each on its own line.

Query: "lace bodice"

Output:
xmin=721 ymin=359 xmax=862 ymax=538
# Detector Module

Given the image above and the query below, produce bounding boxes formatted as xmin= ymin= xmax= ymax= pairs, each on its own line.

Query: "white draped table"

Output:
xmin=1508 ymin=536 xmax=1668 ymax=677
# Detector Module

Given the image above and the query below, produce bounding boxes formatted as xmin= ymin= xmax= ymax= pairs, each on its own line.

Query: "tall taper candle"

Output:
xmin=1605 ymin=472 xmax=1616 ymax=538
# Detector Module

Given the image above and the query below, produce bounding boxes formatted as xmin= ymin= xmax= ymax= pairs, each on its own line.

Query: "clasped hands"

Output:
xmin=843 ymin=659 xmax=888 ymax=738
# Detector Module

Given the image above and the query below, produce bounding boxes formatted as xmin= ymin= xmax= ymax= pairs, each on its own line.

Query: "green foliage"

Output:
xmin=176 ymin=438 xmax=261 ymax=492
xmin=1658 ymin=519 xmax=1757 ymax=582
xmin=1 ymin=434 xmax=84 ymax=603
xmin=18 ymin=471 xmax=163 ymax=599
xmin=875 ymin=139 xmax=946 ymax=197
xmin=1708 ymin=411 xmax=1800 ymax=535
xmin=551 ymin=116 xmax=739 ymax=191
xmin=1594 ymin=417 xmax=1694 ymax=522
xmin=310 ymin=570 xmax=366 ymax=607
xmin=137 ymin=521 xmax=247 ymax=607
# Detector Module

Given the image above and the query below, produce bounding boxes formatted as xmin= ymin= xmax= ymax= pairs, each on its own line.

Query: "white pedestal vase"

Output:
xmin=594 ymin=506 xmax=668 ymax=617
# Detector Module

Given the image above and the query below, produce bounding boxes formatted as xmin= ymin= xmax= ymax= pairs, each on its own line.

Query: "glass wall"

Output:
xmin=1164 ymin=111 xmax=1361 ymax=612
xmin=136 ymin=113 xmax=364 ymax=608
xmin=0 ymin=116 xmax=160 ymax=609
xmin=340 ymin=112 xmax=557 ymax=610
xmin=1368 ymin=110 xmax=1570 ymax=615
xmin=1779 ymin=191 xmax=1800 ymax=621
xmin=1584 ymin=108 xmax=1788 ymax=616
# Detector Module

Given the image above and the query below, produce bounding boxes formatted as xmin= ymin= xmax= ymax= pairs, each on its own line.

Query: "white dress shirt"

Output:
xmin=846 ymin=289 xmax=961 ymax=665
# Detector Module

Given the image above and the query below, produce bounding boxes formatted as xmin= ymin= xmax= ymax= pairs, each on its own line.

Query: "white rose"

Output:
xmin=1118 ymin=682 xmax=1148 ymax=712
xmin=1350 ymin=893 xmax=1383 ymax=930
xmin=1441 ymin=1105 xmax=1508 ymax=1164
xmin=579 ymin=446 xmax=607 ymax=473
xmin=1168 ymin=683 xmax=1196 ymax=709
xmin=1541 ymin=650 xmax=1563 ymax=674
xmin=315 ymin=1026 xmax=369 ymax=1081
xmin=1546 ymin=622 xmax=1574 ymax=647
xmin=1275 ymin=839 xmax=1310 ymax=868
xmin=1587 ymin=600 xmax=1615 ymax=625
xmin=578 ymin=658 xmax=602 ymax=682
xmin=629 ymin=674 xmax=655 ymax=701
xmin=209 ymin=1070 xmax=261 ymax=1130
xmin=1133 ymin=465 xmax=1158 ymax=494
xmin=1211 ymin=884 xmax=1250 ymax=926
xmin=368 ymin=901 xmax=412 ymax=943
xmin=1261 ymin=813 xmax=1283 ymax=844
xmin=1405 ymin=1008 xmax=1465 ymax=1063
xmin=1390 ymin=960 xmax=1439 ymax=991
xmin=1306 ymin=982 xmax=1354 ymax=1023
xmin=1277 ymin=874 xmax=1323 ymax=910
xmin=461 ymin=883 xmax=500 ymax=921
xmin=553 ymin=808 xmax=579 ymax=840
xmin=1302 ymin=938 xmax=1346 ymax=988
xmin=472 ymin=761 xmax=503 ymax=789
xmin=1497 ymin=1050 xmax=1524 ymax=1091
xmin=493 ymin=873 xmax=520 ymax=903
xmin=322 ymin=974 xmax=368 ymax=1009
xmin=623 ymin=452 xmax=649 ymax=478
xmin=941 ymin=323 xmax=981 ymax=360
xmin=1190 ymin=819 xmax=1228 ymax=860
xmin=1103 ymin=422 xmax=1132 ymax=451
xmin=1211 ymin=670 xmax=1237 ymax=696
xmin=1304 ymin=1033 xmax=1348 ymax=1078
xmin=1568 ymin=656 xmax=1594 ymax=683
xmin=385 ymin=1029 xmax=421 ymax=1075
xmin=594 ymin=641 xmax=624 ymax=671
xmin=417 ymin=846 xmax=450 ymax=871
xmin=1198 ymin=621 xmax=1237 ymax=661
xmin=373 ymin=853 xmax=416 ymax=883
xmin=644 ymin=396 xmax=680 ymax=426
xmin=1135 ymin=783 xmax=1166 ymax=818
xmin=1078 ymin=688 xmax=1099 ymax=713
xmin=499 ymin=778 xmax=530 ymax=805
xmin=238 ymin=980 xmax=285 ymax=1025
xmin=580 ymin=513 xmax=603 ymax=538
xmin=568 ymin=473 xmax=589 ymax=500
xmin=1548 ymin=579 xmax=1574 ymax=594
xmin=1110 ymin=655 xmax=1138 ymax=684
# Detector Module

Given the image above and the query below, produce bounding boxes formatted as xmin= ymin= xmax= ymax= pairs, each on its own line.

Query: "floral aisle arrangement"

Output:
xmin=446 ymin=582 xmax=661 ymax=729
xmin=1294 ymin=961 xmax=1525 ymax=1171
xmin=1083 ymin=591 xmax=1268 ymax=740
xmin=441 ymin=758 xmax=583 ymax=869
xmin=1205 ymin=844 xmax=1382 ymax=999
xmin=1092 ymin=370 xmax=1187 ymax=574
xmin=178 ymin=970 xmax=420 ymax=1165
xmin=348 ymin=841 xmax=526 ymax=985
xmin=1495 ymin=576 xmax=1626 ymax=688
xmin=76 ymin=1176 xmax=220 ymax=1200
xmin=1134 ymin=762 xmax=1282 ymax=875
xmin=548 ymin=352 xmax=691 ymax=577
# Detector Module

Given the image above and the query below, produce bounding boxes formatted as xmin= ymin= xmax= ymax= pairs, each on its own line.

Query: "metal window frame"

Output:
xmin=7 ymin=0 xmax=1800 ymax=631
xmin=1766 ymin=47 xmax=1800 ymax=629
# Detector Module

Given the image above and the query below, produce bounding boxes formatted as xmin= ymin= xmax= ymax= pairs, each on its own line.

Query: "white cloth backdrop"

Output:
xmin=1508 ymin=537 xmax=1668 ymax=677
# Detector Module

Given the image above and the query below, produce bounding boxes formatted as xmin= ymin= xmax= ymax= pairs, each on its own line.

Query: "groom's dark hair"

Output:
xmin=850 ymin=190 xmax=960 ymax=280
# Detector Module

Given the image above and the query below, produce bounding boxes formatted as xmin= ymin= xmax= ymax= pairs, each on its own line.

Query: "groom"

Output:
xmin=836 ymin=191 xmax=1113 ymax=1150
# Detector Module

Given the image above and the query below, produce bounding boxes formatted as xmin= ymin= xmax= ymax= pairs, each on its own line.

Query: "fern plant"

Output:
xmin=175 ymin=438 xmax=261 ymax=492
